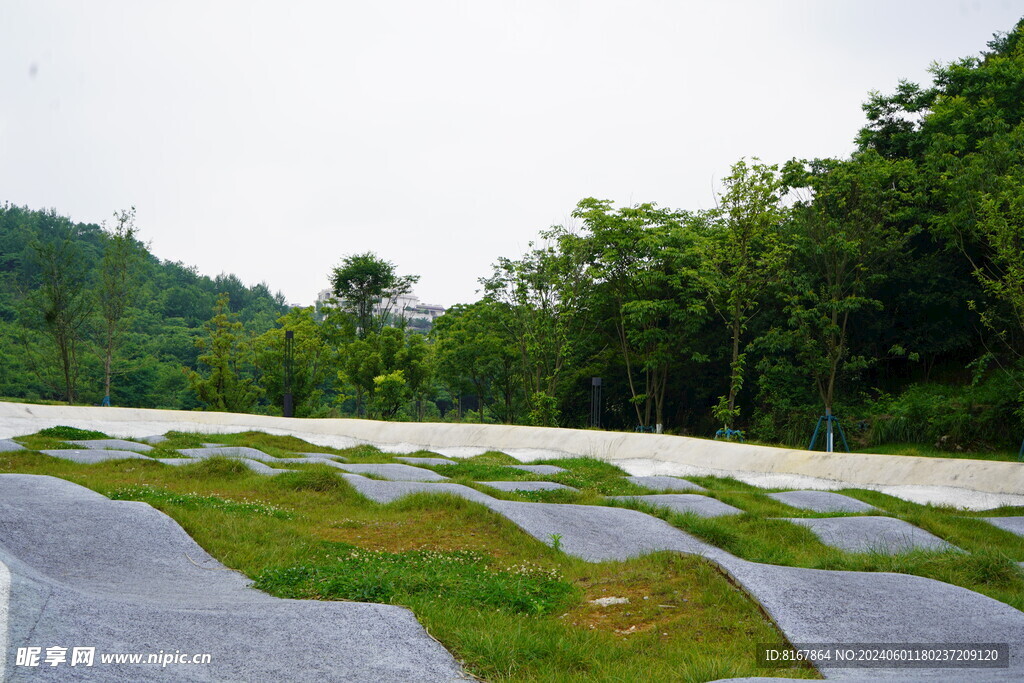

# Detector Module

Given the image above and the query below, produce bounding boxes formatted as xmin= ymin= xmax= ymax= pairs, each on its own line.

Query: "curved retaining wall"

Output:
xmin=1 ymin=401 xmax=1022 ymax=497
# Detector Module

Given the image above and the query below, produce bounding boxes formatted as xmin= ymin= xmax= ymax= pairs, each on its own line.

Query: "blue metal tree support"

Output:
xmin=808 ymin=408 xmax=850 ymax=453
xmin=715 ymin=428 xmax=745 ymax=442
xmin=1018 ymin=438 xmax=1023 ymax=462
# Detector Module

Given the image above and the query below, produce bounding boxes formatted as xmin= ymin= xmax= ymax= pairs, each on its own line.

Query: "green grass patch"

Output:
xmin=865 ymin=442 xmax=1019 ymax=462
xmin=465 ymin=451 xmax=521 ymax=465
xmin=107 ymin=484 xmax=293 ymax=519
xmin=37 ymin=425 xmax=110 ymax=440
xmin=256 ymin=543 xmax=575 ymax=615
xmin=432 ymin=461 xmax=539 ymax=481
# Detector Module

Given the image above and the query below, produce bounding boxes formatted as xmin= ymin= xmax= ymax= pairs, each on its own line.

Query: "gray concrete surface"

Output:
xmin=508 ymin=464 xmax=566 ymax=475
xmin=154 ymin=458 xmax=197 ymax=466
xmin=784 ymin=516 xmax=958 ymax=554
xmin=39 ymin=449 xmax=154 ymax=464
xmin=177 ymin=446 xmax=282 ymax=462
xmin=608 ymin=494 xmax=743 ymax=517
xmin=768 ymin=490 xmax=877 ymax=513
xmin=395 ymin=456 xmax=457 ymax=466
xmin=294 ymin=452 xmax=348 ymax=462
xmin=68 ymin=438 xmax=154 ymax=453
xmin=0 ymin=438 xmax=24 ymax=452
xmin=625 ymin=475 xmax=706 ymax=492
xmin=478 ymin=481 xmax=577 ymax=492
xmin=340 ymin=474 xmax=497 ymax=506
xmin=139 ymin=434 xmax=168 ymax=444
xmin=332 ymin=463 xmax=450 ymax=482
xmin=0 ymin=474 xmax=466 ymax=681
xmin=233 ymin=459 xmax=295 ymax=476
xmin=164 ymin=449 xmax=344 ymax=471
xmin=981 ymin=516 xmax=1024 ymax=537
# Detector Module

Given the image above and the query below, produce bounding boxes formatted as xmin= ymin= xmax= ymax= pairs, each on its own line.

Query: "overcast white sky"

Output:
xmin=2 ymin=1 xmax=1022 ymax=307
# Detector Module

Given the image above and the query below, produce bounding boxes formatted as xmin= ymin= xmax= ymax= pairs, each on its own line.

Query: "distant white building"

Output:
xmin=315 ymin=288 xmax=446 ymax=326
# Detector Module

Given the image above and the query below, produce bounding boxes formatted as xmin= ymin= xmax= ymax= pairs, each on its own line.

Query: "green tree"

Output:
xmin=481 ymin=238 xmax=591 ymax=426
xmin=705 ymin=159 xmax=790 ymax=432
xmin=253 ymin=307 xmax=337 ymax=417
xmin=97 ymin=207 xmax=143 ymax=405
xmin=27 ymin=226 xmax=94 ymax=403
xmin=399 ymin=332 xmax=433 ymax=420
xmin=330 ymin=252 xmax=419 ymax=338
xmin=338 ymin=327 xmax=424 ymax=417
xmin=776 ymin=152 xmax=916 ymax=421
xmin=565 ymin=199 xmax=709 ymax=431
xmin=370 ymin=370 xmax=410 ymax=420
xmin=187 ymin=293 xmax=261 ymax=412
xmin=432 ymin=301 xmax=509 ymax=423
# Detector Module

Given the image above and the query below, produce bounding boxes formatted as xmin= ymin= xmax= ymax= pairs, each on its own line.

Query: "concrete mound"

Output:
xmin=395 ymin=456 xmax=457 ymax=466
xmin=479 ymin=481 xmax=576 ymax=492
xmin=341 ymin=474 xmax=497 ymax=506
xmin=294 ymin=452 xmax=348 ymax=462
xmin=982 ymin=516 xmax=1024 ymax=537
xmin=40 ymin=449 xmax=154 ymax=464
xmin=784 ymin=516 xmax=958 ymax=554
xmin=0 ymin=474 xmax=465 ymax=681
xmin=177 ymin=446 xmax=281 ymax=462
xmin=68 ymin=439 xmax=154 ymax=453
xmin=508 ymin=464 xmax=566 ymax=475
xmin=332 ymin=463 xmax=450 ymax=482
xmin=625 ymin=475 xmax=707 ymax=492
xmin=768 ymin=490 xmax=877 ymax=513
xmin=609 ymin=494 xmax=743 ymax=518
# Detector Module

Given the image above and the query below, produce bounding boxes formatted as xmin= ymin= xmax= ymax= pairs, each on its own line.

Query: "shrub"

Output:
xmin=867 ymin=377 xmax=1020 ymax=450
xmin=38 ymin=425 xmax=108 ymax=439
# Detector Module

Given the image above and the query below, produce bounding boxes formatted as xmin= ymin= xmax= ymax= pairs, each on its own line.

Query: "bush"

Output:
xmin=867 ymin=376 xmax=1020 ymax=451
xmin=186 ymin=457 xmax=250 ymax=478
xmin=38 ymin=425 xmax=108 ymax=440
xmin=277 ymin=467 xmax=343 ymax=492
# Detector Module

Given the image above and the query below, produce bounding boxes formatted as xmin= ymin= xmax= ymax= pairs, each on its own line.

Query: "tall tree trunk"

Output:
xmin=726 ymin=314 xmax=742 ymax=429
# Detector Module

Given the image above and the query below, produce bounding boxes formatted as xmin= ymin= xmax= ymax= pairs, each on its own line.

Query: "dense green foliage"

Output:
xmin=3 ymin=20 xmax=1024 ymax=452
xmin=0 ymin=204 xmax=288 ymax=407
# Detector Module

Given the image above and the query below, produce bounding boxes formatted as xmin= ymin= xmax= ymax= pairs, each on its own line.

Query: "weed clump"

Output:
xmin=279 ymin=467 xmax=343 ymax=492
xmin=38 ymin=426 xmax=108 ymax=440
xmin=185 ymin=457 xmax=249 ymax=478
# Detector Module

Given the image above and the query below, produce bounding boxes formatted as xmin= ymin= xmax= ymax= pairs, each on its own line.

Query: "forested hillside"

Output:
xmin=2 ymin=19 xmax=1023 ymax=454
xmin=0 ymin=204 xmax=288 ymax=408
